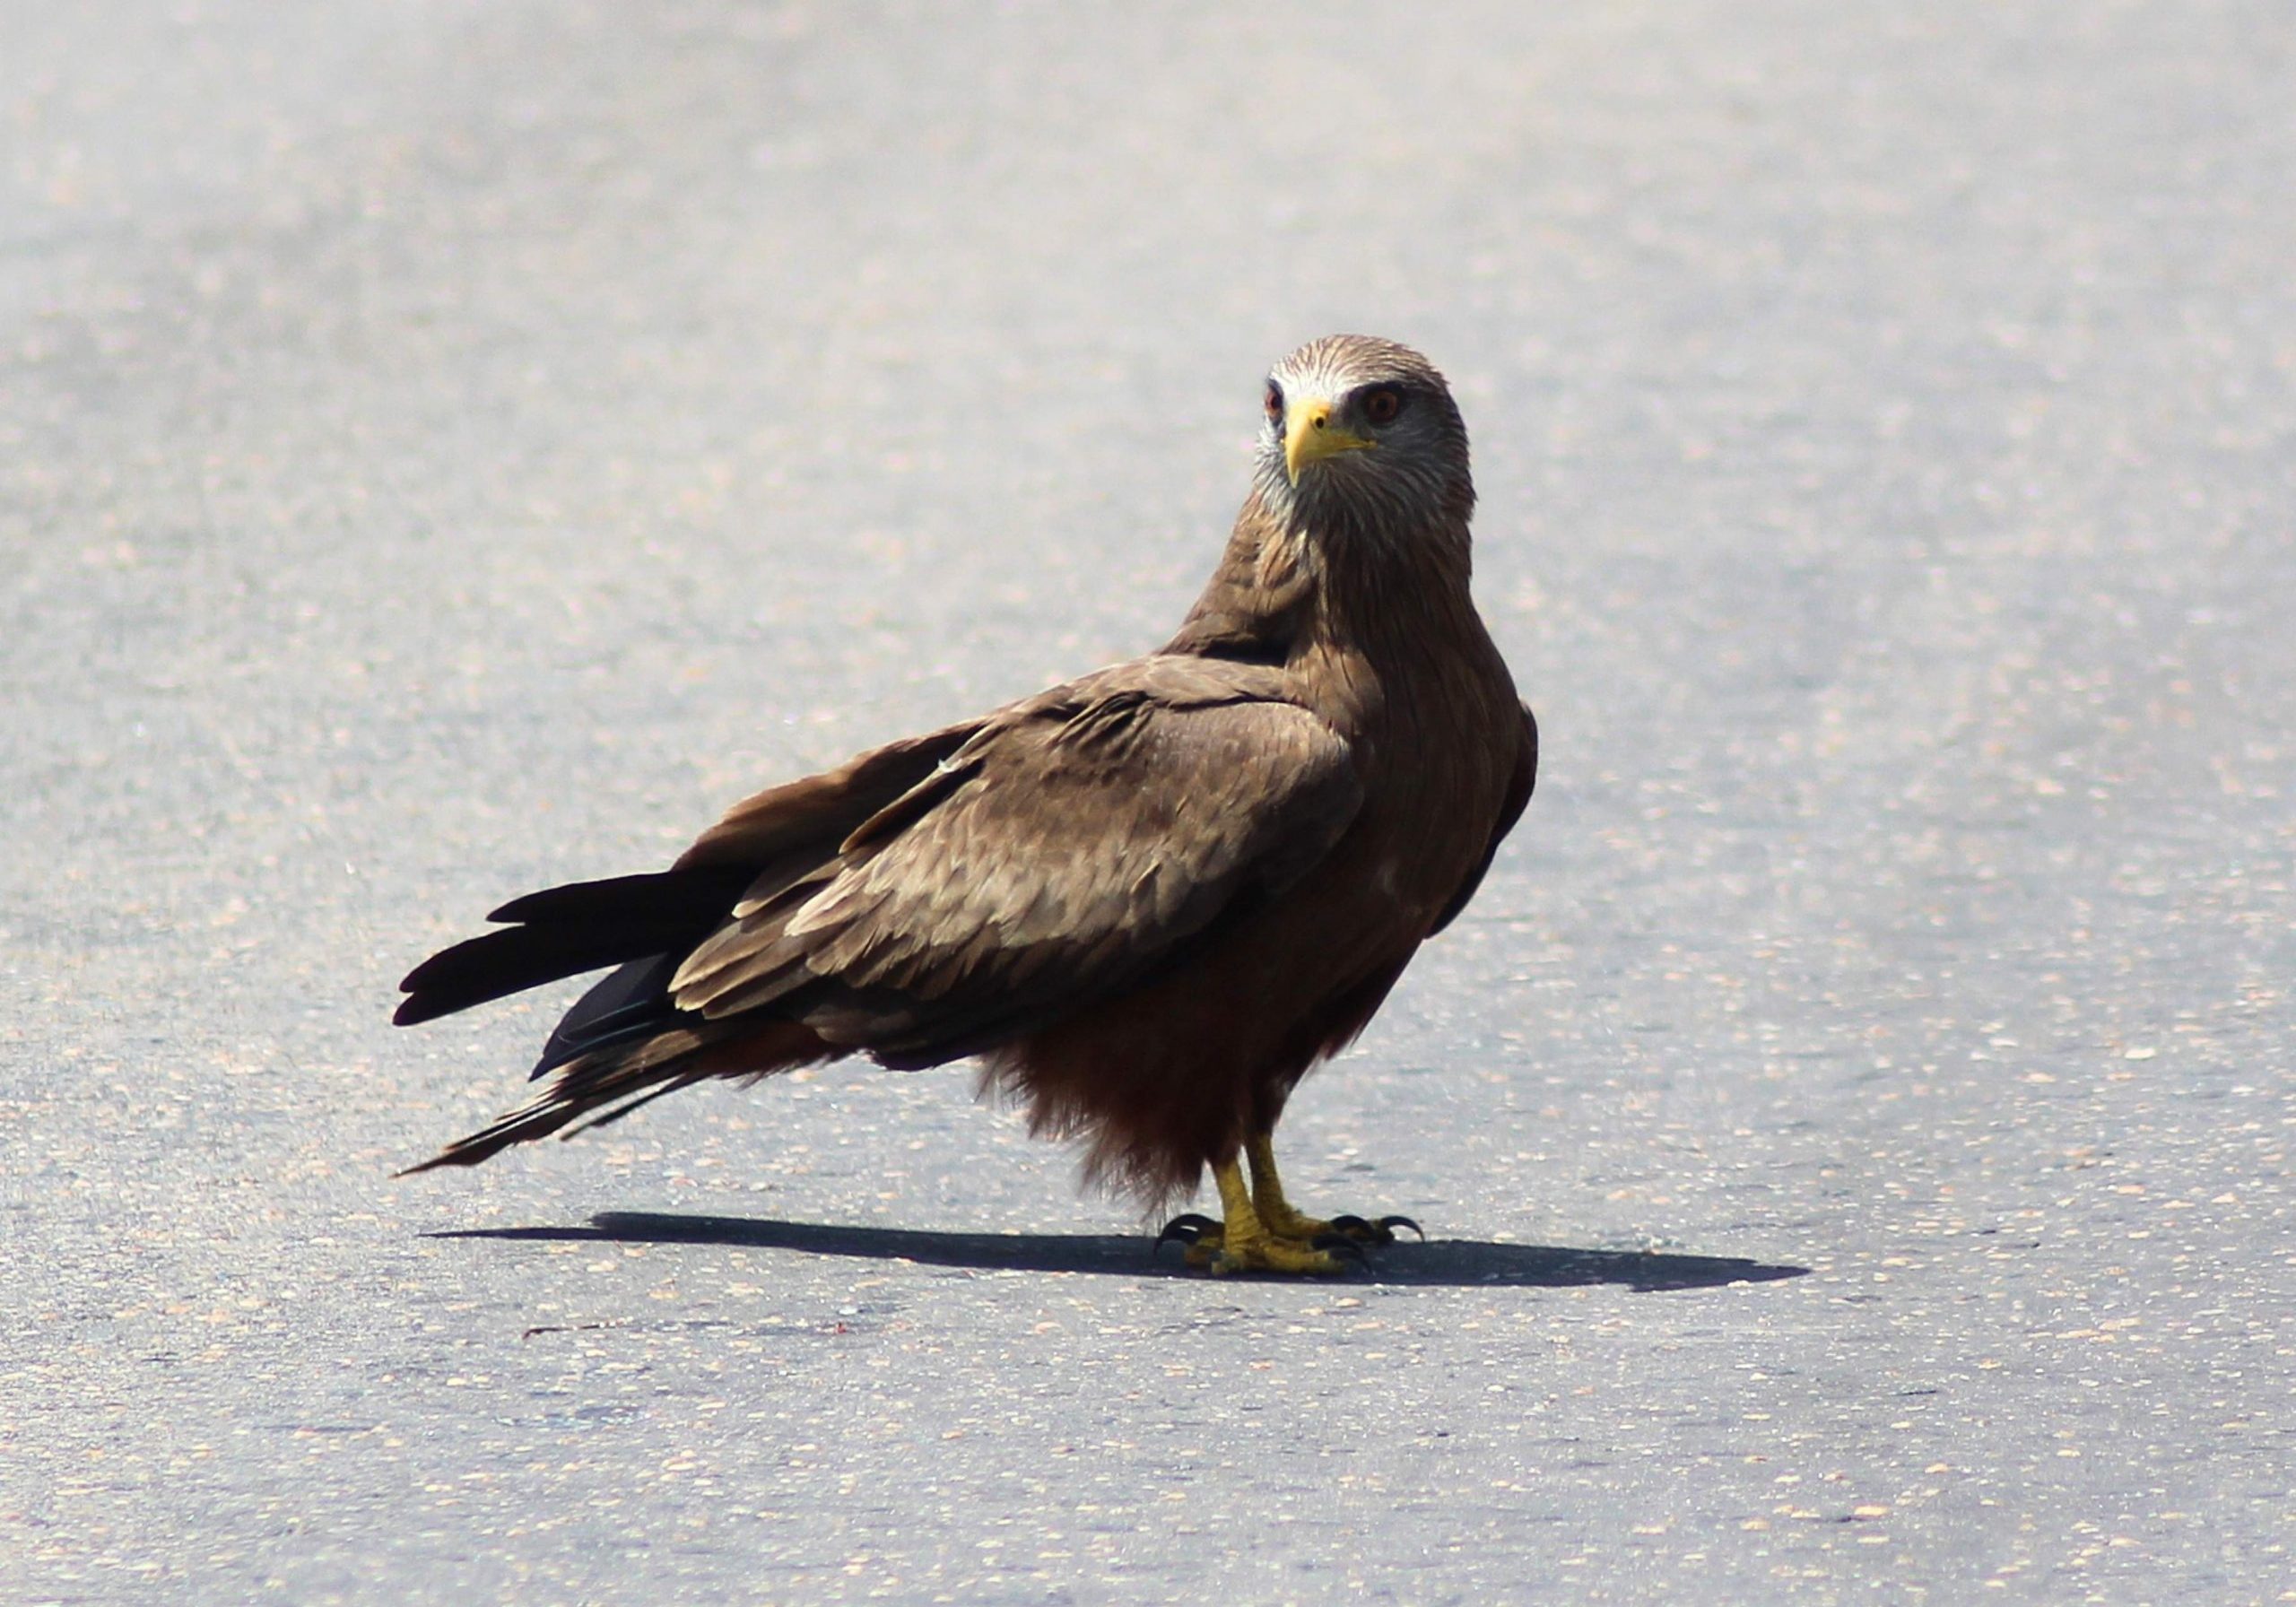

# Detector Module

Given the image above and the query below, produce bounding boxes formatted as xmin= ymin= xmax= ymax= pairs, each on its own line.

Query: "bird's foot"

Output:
xmin=1153 ymin=1147 xmax=1429 ymax=1274
xmin=1153 ymin=1213 xmax=1362 ymax=1277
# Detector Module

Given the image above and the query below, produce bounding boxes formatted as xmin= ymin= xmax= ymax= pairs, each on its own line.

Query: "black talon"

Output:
xmin=1154 ymin=1213 xmax=1219 ymax=1255
xmin=1326 ymin=1213 xmax=1391 ymax=1245
xmin=1324 ymin=1212 xmax=1424 ymax=1245
xmin=1309 ymin=1232 xmax=1369 ymax=1263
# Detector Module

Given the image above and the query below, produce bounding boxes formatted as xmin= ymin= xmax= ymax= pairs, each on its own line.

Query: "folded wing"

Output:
xmin=669 ymin=658 xmax=1363 ymax=1064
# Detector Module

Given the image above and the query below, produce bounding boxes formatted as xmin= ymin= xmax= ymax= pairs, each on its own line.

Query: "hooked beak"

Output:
xmin=1283 ymin=396 xmax=1374 ymax=485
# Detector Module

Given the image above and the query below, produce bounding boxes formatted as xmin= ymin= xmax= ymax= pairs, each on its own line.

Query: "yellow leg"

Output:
xmin=1246 ymin=1133 xmax=1333 ymax=1238
xmin=1155 ymin=1137 xmax=1425 ymax=1273
xmin=1177 ymin=1157 xmax=1351 ymax=1276
xmin=1248 ymin=1133 xmax=1422 ymax=1246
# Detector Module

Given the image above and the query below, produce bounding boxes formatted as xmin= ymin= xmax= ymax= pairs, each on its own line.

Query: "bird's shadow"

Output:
xmin=439 ymin=1212 xmax=1805 ymax=1291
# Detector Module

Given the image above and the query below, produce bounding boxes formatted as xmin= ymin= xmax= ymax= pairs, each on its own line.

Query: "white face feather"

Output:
xmin=1268 ymin=343 xmax=1384 ymax=413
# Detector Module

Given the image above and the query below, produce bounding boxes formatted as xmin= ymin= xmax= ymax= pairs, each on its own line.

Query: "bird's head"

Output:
xmin=1257 ymin=334 xmax=1474 ymax=537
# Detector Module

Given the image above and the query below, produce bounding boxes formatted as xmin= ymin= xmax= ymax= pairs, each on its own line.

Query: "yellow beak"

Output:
xmin=1283 ymin=397 xmax=1374 ymax=484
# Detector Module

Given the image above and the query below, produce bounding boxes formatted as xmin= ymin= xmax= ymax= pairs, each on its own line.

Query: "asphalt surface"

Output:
xmin=4 ymin=4 xmax=2292 ymax=1603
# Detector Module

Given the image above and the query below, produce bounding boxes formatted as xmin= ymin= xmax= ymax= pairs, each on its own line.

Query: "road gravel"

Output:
xmin=4 ymin=4 xmax=2292 ymax=1602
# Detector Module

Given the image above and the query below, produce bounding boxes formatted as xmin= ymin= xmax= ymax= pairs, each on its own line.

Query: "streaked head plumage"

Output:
xmin=1257 ymin=334 xmax=1474 ymax=534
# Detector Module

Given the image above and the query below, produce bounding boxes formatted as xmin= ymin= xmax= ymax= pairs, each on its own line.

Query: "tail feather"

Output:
xmin=395 ymin=725 xmax=975 ymax=1170
xmin=393 ymin=924 xmax=683 ymax=1026
xmin=532 ymin=953 xmax=687 ymax=1077
xmin=394 ymin=867 xmax=752 ymax=1027
xmin=488 ymin=870 xmax=743 ymax=927
xmin=399 ymin=1018 xmax=836 ymax=1174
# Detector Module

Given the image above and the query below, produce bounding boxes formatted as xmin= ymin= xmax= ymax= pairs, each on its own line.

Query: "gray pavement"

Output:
xmin=4 ymin=3 xmax=2292 ymax=1602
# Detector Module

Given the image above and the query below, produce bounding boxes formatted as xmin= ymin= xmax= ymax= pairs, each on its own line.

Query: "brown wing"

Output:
xmin=1428 ymin=699 xmax=1537 ymax=935
xmin=668 ymin=657 xmax=1363 ymax=1060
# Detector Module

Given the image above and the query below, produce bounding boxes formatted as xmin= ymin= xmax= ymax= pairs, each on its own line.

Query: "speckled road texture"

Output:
xmin=4 ymin=4 xmax=2291 ymax=1603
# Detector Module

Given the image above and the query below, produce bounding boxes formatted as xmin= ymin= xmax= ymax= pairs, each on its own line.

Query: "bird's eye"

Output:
xmin=1361 ymin=386 xmax=1404 ymax=426
xmin=1265 ymin=381 xmax=1283 ymax=423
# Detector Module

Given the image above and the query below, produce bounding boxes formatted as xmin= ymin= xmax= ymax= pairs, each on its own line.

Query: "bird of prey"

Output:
xmin=396 ymin=334 xmax=1536 ymax=1275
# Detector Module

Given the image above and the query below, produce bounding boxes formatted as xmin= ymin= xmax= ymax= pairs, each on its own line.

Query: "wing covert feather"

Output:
xmin=671 ymin=676 xmax=1360 ymax=1045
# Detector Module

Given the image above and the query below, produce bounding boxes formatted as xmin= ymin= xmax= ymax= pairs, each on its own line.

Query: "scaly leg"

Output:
xmin=1155 ymin=1136 xmax=1424 ymax=1273
xmin=1247 ymin=1133 xmax=1422 ymax=1246
xmin=1161 ymin=1156 xmax=1353 ymax=1276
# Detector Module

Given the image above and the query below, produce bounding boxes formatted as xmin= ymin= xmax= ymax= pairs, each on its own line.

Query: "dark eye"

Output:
xmin=1265 ymin=381 xmax=1283 ymax=423
xmin=1361 ymin=386 xmax=1404 ymax=426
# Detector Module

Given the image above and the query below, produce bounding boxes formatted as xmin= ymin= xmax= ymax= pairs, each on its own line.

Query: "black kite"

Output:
xmin=397 ymin=334 xmax=1536 ymax=1274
